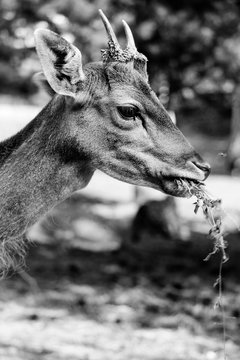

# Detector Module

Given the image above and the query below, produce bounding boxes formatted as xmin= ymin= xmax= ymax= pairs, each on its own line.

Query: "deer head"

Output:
xmin=34 ymin=10 xmax=210 ymax=198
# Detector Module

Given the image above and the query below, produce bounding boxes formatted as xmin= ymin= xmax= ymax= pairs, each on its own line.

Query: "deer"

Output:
xmin=0 ymin=10 xmax=210 ymax=273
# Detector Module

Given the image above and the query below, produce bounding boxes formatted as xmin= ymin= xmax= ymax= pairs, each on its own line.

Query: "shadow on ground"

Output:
xmin=0 ymin=194 xmax=240 ymax=360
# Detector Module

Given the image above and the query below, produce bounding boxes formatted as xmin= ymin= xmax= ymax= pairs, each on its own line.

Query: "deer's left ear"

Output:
xmin=34 ymin=29 xmax=85 ymax=97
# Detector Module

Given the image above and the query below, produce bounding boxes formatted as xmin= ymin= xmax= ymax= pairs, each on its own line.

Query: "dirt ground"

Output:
xmin=0 ymin=193 xmax=240 ymax=360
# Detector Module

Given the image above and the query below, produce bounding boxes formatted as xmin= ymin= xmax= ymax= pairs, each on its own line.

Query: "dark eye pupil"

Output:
xmin=118 ymin=106 xmax=138 ymax=119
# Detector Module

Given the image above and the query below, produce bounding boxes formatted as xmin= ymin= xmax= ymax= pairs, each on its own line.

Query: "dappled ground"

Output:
xmin=0 ymin=193 xmax=240 ymax=360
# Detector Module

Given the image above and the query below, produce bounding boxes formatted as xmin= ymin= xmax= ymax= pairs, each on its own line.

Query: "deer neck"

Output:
xmin=0 ymin=96 xmax=94 ymax=241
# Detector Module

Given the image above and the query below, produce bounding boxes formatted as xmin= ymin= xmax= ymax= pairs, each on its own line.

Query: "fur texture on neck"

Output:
xmin=0 ymin=96 xmax=94 ymax=274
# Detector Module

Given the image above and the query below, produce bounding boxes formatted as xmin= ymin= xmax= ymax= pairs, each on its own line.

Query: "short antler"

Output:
xmin=99 ymin=9 xmax=148 ymax=76
xmin=122 ymin=20 xmax=137 ymax=53
xmin=98 ymin=9 xmax=120 ymax=50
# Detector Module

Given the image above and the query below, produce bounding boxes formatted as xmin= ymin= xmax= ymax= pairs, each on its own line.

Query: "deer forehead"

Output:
xmin=106 ymin=63 xmax=150 ymax=90
xmin=72 ymin=63 xmax=156 ymax=111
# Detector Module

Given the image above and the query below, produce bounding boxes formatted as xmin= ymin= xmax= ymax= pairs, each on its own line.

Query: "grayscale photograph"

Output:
xmin=0 ymin=0 xmax=240 ymax=359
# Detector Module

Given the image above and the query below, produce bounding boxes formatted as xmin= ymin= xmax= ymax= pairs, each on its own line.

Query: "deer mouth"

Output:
xmin=160 ymin=176 xmax=204 ymax=198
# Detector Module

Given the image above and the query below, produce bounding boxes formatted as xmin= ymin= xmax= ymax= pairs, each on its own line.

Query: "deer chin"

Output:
xmin=159 ymin=176 xmax=203 ymax=198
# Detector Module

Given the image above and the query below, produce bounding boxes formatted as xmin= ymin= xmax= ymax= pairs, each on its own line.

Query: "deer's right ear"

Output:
xmin=34 ymin=29 xmax=85 ymax=97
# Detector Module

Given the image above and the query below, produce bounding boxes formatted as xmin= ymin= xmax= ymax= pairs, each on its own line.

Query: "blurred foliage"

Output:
xmin=1 ymin=0 xmax=240 ymax=132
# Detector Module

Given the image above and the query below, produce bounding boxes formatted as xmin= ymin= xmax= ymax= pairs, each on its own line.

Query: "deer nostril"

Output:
xmin=193 ymin=161 xmax=211 ymax=180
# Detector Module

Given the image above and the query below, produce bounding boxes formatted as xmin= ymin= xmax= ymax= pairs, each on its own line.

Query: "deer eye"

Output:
xmin=117 ymin=105 xmax=140 ymax=120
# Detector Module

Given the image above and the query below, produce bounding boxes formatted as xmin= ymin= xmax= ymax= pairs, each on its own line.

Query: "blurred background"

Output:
xmin=1 ymin=0 xmax=240 ymax=359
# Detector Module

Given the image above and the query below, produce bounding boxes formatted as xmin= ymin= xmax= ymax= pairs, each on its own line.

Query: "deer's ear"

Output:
xmin=33 ymin=72 xmax=56 ymax=97
xmin=34 ymin=29 xmax=85 ymax=97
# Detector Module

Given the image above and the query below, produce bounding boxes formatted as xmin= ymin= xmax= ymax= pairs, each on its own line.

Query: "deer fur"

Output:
xmin=0 ymin=11 xmax=210 ymax=273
